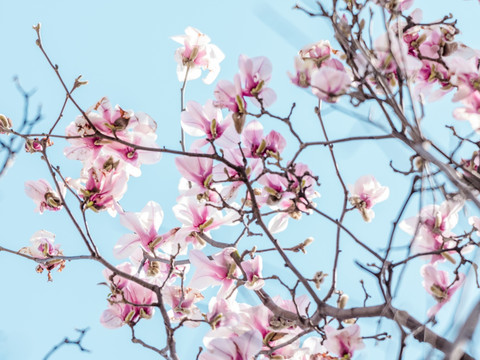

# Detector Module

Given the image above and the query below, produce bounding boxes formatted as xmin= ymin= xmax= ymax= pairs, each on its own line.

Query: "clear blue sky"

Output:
xmin=1 ymin=1 xmax=480 ymax=359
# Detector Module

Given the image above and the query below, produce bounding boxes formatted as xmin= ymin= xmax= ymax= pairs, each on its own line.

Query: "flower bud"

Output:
xmin=313 ymin=271 xmax=328 ymax=289
xmin=25 ymin=138 xmax=43 ymax=153
xmin=337 ymin=294 xmax=349 ymax=309
xmin=0 ymin=114 xmax=12 ymax=133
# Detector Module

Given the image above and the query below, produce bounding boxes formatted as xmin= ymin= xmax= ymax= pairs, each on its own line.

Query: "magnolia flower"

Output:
xmin=113 ymin=201 xmax=164 ymax=258
xmin=25 ymin=179 xmax=65 ymax=214
xmin=421 ymin=264 xmax=465 ymax=317
xmin=348 ymin=175 xmax=389 ymax=222
xmin=19 ymin=230 xmax=65 ymax=281
xmin=200 ymin=328 xmax=263 ymax=360
xmin=311 ymin=64 xmax=351 ymax=103
xmin=162 ymin=285 xmax=204 ymax=326
xmin=172 ymin=27 xmax=225 ymax=84
xmin=299 ymin=40 xmax=332 ymax=63
xmin=238 ymin=55 xmax=276 ymax=108
xmin=323 ymin=324 xmax=365 ymax=358
xmin=400 ymin=200 xmax=462 ymax=263
xmin=181 ymin=100 xmax=239 ymax=149
xmin=189 ymin=248 xmax=241 ymax=297
xmin=100 ymin=263 xmax=156 ymax=328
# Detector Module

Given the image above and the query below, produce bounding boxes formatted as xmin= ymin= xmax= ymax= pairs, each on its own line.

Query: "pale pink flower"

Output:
xmin=100 ymin=263 xmax=156 ymax=328
xmin=323 ymin=324 xmax=365 ymax=358
xmin=104 ymin=130 xmax=161 ymax=177
xmin=73 ymin=162 xmax=129 ymax=215
xmin=242 ymin=120 xmax=286 ymax=159
xmin=311 ymin=65 xmax=351 ymax=103
xmin=212 ymin=148 xmax=263 ymax=203
xmin=214 ymin=74 xmax=246 ymax=114
xmin=348 ymin=175 xmax=389 ymax=222
xmin=181 ymin=100 xmax=239 ymax=149
xmin=241 ymin=255 xmax=265 ymax=291
xmin=25 ymin=179 xmax=65 ymax=214
xmin=129 ymin=247 xmax=186 ymax=285
xmin=400 ymin=200 xmax=462 ymax=263
xmin=291 ymin=337 xmax=330 ymax=360
xmin=162 ymin=285 xmax=204 ymax=326
xmin=206 ymin=297 xmax=242 ymax=329
xmin=113 ymin=201 xmax=164 ymax=258
xmin=288 ymin=56 xmax=316 ymax=88
xmin=421 ymin=264 xmax=466 ymax=317
xmin=299 ymin=40 xmax=332 ymax=63
xmin=238 ymin=55 xmax=277 ymax=108
xmin=372 ymin=0 xmax=414 ymax=12
xmin=189 ymin=248 xmax=241 ymax=297
xmin=172 ymin=27 xmax=225 ymax=84
xmin=173 ymin=198 xmax=237 ymax=249
xmin=64 ymin=98 xmax=159 ymax=170
xmin=175 ymin=151 xmax=213 ymax=190
xmin=200 ymin=328 xmax=263 ymax=360
xmin=19 ymin=230 xmax=65 ymax=281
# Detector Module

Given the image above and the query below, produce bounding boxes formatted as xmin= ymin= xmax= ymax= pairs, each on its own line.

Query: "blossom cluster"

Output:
xmin=12 ymin=1 xmax=480 ymax=359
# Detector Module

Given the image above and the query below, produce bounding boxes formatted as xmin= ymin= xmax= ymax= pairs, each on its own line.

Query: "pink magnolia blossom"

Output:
xmin=162 ymin=285 xmax=204 ymax=326
xmin=206 ymin=297 xmax=242 ymax=329
xmin=189 ymin=248 xmax=241 ymax=297
xmin=64 ymin=98 xmax=159 ymax=169
xmin=211 ymin=148 xmax=263 ymax=205
xmin=172 ymin=27 xmax=225 ymax=84
xmin=129 ymin=247 xmax=186 ymax=286
xmin=240 ymin=255 xmax=265 ymax=291
xmin=323 ymin=324 xmax=365 ymax=358
xmin=288 ymin=56 xmax=316 ymax=88
xmin=242 ymin=120 xmax=286 ymax=159
xmin=25 ymin=179 xmax=65 ymax=214
xmin=311 ymin=65 xmax=351 ymax=103
xmin=181 ymin=100 xmax=239 ymax=149
xmin=238 ymin=55 xmax=277 ymax=108
xmin=175 ymin=151 xmax=214 ymax=190
xmin=113 ymin=201 xmax=165 ymax=258
xmin=173 ymin=198 xmax=237 ymax=250
xmin=19 ymin=230 xmax=65 ymax=281
xmin=243 ymin=296 xmax=310 ymax=358
xmin=348 ymin=175 xmax=389 ymax=222
xmin=71 ymin=159 xmax=129 ymax=215
xmin=214 ymin=74 xmax=246 ymax=114
xmin=200 ymin=328 xmax=263 ymax=360
xmin=372 ymin=0 xmax=414 ymax=12
xmin=421 ymin=264 xmax=466 ymax=317
xmin=291 ymin=337 xmax=332 ymax=360
xmin=100 ymin=263 xmax=156 ymax=328
xmin=400 ymin=200 xmax=462 ymax=263
xmin=299 ymin=40 xmax=332 ymax=63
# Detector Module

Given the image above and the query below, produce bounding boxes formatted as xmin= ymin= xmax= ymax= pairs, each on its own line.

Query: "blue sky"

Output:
xmin=1 ymin=1 xmax=480 ymax=359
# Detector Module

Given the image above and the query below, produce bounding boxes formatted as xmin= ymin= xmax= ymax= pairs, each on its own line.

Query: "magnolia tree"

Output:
xmin=2 ymin=0 xmax=480 ymax=359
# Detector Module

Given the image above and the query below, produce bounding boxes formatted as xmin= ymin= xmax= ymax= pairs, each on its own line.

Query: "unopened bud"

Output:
xmin=304 ymin=237 xmax=314 ymax=246
xmin=441 ymin=251 xmax=456 ymax=264
xmin=233 ymin=111 xmax=246 ymax=134
xmin=0 ymin=114 xmax=12 ymax=133
xmin=313 ymin=271 xmax=328 ymax=289
xmin=414 ymin=156 xmax=424 ymax=170
xmin=337 ymin=294 xmax=349 ymax=309
xmin=25 ymin=138 xmax=43 ymax=153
